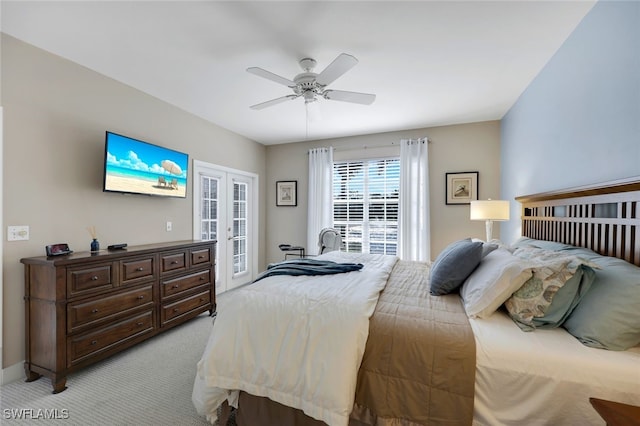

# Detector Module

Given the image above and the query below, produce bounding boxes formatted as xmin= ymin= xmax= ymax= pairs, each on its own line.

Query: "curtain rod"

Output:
xmin=312 ymin=138 xmax=433 ymax=151
xmin=332 ymin=137 xmax=430 ymax=152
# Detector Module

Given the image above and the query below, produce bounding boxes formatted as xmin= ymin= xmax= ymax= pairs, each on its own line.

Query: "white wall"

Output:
xmin=265 ymin=121 xmax=501 ymax=264
xmin=0 ymin=107 xmax=4 ymax=383
xmin=1 ymin=35 xmax=267 ymax=371
xmin=501 ymin=0 xmax=640 ymax=243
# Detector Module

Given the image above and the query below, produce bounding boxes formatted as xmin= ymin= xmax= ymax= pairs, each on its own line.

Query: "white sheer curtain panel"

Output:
xmin=307 ymin=147 xmax=334 ymax=254
xmin=399 ymin=138 xmax=431 ymax=262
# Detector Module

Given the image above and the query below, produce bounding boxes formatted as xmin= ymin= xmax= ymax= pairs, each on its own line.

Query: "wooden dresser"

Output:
xmin=21 ymin=240 xmax=216 ymax=393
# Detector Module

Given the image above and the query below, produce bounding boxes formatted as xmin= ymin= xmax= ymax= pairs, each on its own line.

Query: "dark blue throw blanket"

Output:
xmin=254 ymin=258 xmax=364 ymax=283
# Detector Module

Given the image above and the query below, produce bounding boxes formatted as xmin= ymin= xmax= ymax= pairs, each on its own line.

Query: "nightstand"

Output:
xmin=589 ymin=398 xmax=640 ymax=426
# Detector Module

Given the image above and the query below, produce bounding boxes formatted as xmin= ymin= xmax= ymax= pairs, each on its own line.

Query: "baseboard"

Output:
xmin=2 ymin=360 xmax=25 ymax=386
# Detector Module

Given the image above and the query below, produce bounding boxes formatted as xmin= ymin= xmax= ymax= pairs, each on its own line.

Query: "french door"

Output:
xmin=193 ymin=160 xmax=258 ymax=293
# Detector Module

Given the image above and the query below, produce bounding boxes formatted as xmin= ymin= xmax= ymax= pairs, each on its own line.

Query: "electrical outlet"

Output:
xmin=8 ymin=225 xmax=30 ymax=241
xmin=166 ymin=221 xmax=172 ymax=232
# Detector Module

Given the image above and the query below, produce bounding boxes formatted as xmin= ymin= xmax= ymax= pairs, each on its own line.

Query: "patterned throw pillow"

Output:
xmin=505 ymin=247 xmax=598 ymax=331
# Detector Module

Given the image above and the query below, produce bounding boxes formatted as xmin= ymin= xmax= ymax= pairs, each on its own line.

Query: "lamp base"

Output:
xmin=485 ymin=220 xmax=494 ymax=242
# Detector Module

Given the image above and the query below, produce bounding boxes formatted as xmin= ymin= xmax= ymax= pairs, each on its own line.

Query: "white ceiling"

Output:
xmin=1 ymin=1 xmax=596 ymax=145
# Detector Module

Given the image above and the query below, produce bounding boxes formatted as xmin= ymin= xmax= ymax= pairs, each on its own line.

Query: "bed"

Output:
xmin=193 ymin=177 xmax=640 ymax=425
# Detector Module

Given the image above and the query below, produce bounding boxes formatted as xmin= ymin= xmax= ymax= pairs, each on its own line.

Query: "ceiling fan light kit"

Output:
xmin=248 ymin=53 xmax=376 ymax=110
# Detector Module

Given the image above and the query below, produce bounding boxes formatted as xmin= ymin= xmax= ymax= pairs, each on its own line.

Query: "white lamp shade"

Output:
xmin=470 ymin=200 xmax=510 ymax=221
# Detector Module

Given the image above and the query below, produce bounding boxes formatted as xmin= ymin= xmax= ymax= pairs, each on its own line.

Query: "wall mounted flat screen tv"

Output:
xmin=103 ymin=131 xmax=189 ymax=198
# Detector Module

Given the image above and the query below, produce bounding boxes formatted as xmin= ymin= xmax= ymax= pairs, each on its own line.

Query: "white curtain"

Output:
xmin=399 ymin=138 xmax=430 ymax=262
xmin=307 ymin=147 xmax=334 ymax=254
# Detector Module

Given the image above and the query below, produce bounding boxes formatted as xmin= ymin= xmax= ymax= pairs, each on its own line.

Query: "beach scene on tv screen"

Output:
xmin=104 ymin=134 xmax=188 ymax=198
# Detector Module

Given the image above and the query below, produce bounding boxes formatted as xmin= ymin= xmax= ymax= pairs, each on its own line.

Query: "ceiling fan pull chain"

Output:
xmin=305 ymin=103 xmax=309 ymax=140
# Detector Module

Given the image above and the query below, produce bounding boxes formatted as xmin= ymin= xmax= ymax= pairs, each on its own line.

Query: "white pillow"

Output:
xmin=460 ymin=248 xmax=533 ymax=318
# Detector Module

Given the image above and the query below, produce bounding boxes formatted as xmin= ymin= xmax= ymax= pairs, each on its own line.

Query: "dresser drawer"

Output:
xmin=162 ymin=289 xmax=210 ymax=324
xmin=67 ymin=263 xmax=114 ymax=296
xmin=161 ymin=251 xmax=186 ymax=274
xmin=161 ymin=270 xmax=210 ymax=298
xmin=68 ymin=311 xmax=154 ymax=366
xmin=67 ymin=286 xmax=153 ymax=333
xmin=121 ymin=257 xmax=155 ymax=284
xmin=191 ymin=248 xmax=212 ymax=266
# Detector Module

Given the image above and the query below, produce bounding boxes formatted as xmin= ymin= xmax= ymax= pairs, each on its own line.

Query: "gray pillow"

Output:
xmin=511 ymin=237 xmax=575 ymax=252
xmin=563 ymin=255 xmax=640 ymax=351
xmin=430 ymin=238 xmax=483 ymax=295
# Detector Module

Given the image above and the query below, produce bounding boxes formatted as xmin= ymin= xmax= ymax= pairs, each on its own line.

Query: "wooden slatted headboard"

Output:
xmin=516 ymin=177 xmax=640 ymax=266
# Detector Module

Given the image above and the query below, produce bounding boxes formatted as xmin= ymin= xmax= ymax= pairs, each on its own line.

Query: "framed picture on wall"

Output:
xmin=276 ymin=180 xmax=297 ymax=206
xmin=446 ymin=172 xmax=478 ymax=205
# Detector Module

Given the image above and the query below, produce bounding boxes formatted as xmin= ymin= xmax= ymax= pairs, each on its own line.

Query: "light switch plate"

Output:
xmin=8 ymin=225 xmax=30 ymax=241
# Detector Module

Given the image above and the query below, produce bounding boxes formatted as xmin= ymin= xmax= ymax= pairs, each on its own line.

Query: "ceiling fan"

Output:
xmin=247 ymin=53 xmax=376 ymax=110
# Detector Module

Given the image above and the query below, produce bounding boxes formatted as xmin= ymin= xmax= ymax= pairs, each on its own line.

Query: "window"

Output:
xmin=333 ymin=158 xmax=400 ymax=255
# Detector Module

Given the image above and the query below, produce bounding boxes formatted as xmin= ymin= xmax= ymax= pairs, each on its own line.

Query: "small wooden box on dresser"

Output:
xmin=21 ymin=240 xmax=216 ymax=393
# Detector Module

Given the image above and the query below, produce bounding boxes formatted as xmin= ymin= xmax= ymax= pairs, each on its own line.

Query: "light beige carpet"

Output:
xmin=1 ymin=312 xmax=217 ymax=426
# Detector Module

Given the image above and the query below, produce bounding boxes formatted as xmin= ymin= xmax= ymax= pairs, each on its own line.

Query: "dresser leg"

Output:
xmin=24 ymin=365 xmax=41 ymax=383
xmin=51 ymin=376 xmax=67 ymax=394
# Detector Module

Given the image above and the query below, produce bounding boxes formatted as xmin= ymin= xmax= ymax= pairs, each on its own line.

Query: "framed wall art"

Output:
xmin=446 ymin=172 xmax=478 ymax=205
xmin=276 ymin=180 xmax=297 ymax=206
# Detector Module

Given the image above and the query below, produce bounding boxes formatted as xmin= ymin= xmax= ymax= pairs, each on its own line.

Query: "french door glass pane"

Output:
xmin=201 ymin=176 xmax=219 ymax=242
xmin=202 ymin=200 xmax=210 ymax=220
xmin=232 ymin=182 xmax=248 ymax=275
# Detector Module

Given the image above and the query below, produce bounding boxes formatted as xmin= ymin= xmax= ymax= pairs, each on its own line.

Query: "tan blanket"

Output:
xmin=232 ymin=260 xmax=476 ymax=426
xmin=352 ymin=260 xmax=476 ymax=425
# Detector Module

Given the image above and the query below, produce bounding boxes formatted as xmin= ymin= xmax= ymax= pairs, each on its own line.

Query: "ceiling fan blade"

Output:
xmin=250 ymin=94 xmax=299 ymax=110
xmin=247 ymin=67 xmax=296 ymax=87
xmin=323 ymin=90 xmax=376 ymax=105
xmin=315 ymin=53 xmax=358 ymax=87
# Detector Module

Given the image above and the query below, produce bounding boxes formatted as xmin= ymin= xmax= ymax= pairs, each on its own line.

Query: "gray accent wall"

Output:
xmin=501 ymin=0 xmax=640 ymax=243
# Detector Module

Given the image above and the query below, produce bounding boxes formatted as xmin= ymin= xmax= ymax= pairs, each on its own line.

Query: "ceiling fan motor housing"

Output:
xmin=294 ymin=72 xmax=319 ymax=89
xmin=293 ymin=72 xmax=321 ymax=102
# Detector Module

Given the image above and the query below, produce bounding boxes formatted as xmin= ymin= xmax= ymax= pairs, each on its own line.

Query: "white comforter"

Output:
xmin=192 ymin=252 xmax=398 ymax=426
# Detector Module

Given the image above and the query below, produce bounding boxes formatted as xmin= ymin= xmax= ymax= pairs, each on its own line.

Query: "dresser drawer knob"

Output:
xmin=171 ymin=260 xmax=179 ymax=265
xmin=200 ymin=276 xmax=205 ymax=281
xmin=173 ymin=308 xmax=179 ymax=313
xmin=200 ymin=298 xmax=205 ymax=302
xmin=91 ymin=308 xmax=99 ymax=313
xmin=136 ymin=267 xmax=144 ymax=272
xmin=198 ymin=255 xmax=205 ymax=259
xmin=91 ymin=276 xmax=99 ymax=281
xmin=172 ymin=284 xmax=180 ymax=289
xmin=137 ymin=322 xmax=144 ymax=326
xmin=91 ymin=340 xmax=98 ymax=345
xmin=137 ymin=295 xmax=145 ymax=299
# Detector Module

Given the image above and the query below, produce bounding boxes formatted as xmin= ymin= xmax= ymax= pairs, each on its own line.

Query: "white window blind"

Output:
xmin=333 ymin=158 xmax=400 ymax=255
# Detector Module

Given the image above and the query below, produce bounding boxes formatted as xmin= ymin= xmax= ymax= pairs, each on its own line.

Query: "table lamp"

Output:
xmin=470 ymin=199 xmax=510 ymax=242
